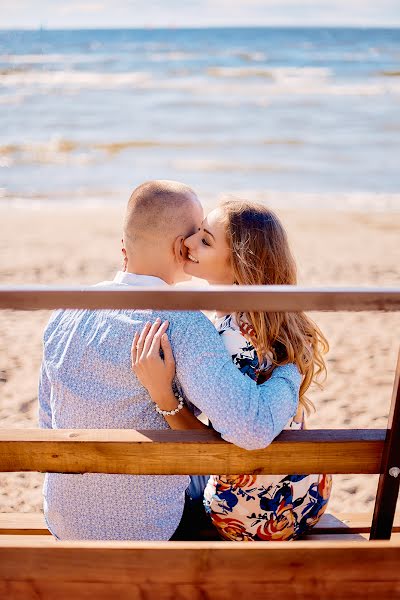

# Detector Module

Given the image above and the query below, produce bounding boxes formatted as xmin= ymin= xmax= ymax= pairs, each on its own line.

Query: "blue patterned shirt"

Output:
xmin=39 ymin=271 xmax=301 ymax=540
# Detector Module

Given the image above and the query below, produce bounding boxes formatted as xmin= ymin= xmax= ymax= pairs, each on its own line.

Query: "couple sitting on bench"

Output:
xmin=38 ymin=179 xmax=331 ymax=541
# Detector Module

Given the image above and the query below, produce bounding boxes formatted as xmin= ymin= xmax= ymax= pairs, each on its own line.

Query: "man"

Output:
xmin=39 ymin=180 xmax=300 ymax=540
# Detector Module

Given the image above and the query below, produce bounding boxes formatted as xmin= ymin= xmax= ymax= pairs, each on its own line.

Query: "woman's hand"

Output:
xmin=131 ymin=318 xmax=176 ymax=400
xmin=132 ymin=318 xmax=209 ymax=430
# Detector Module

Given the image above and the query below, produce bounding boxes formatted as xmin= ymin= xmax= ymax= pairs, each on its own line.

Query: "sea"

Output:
xmin=1 ymin=27 xmax=399 ymax=211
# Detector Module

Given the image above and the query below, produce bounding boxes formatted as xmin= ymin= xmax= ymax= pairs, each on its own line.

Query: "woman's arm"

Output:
xmin=132 ymin=313 xmax=300 ymax=450
xmin=131 ymin=319 xmax=209 ymax=430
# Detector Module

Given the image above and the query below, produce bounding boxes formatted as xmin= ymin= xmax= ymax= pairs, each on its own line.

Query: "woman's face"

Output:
xmin=183 ymin=207 xmax=235 ymax=284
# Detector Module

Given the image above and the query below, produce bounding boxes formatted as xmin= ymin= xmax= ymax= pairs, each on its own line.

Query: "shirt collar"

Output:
xmin=113 ymin=271 xmax=170 ymax=288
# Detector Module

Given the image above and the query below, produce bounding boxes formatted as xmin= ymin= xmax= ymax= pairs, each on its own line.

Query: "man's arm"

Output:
xmin=170 ymin=312 xmax=301 ymax=450
xmin=38 ymin=361 xmax=52 ymax=429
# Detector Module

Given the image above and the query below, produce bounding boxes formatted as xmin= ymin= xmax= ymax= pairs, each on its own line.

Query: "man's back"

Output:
xmin=39 ymin=275 xmax=193 ymax=540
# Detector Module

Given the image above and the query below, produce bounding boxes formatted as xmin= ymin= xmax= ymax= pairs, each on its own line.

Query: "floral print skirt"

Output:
xmin=204 ymin=473 xmax=332 ymax=541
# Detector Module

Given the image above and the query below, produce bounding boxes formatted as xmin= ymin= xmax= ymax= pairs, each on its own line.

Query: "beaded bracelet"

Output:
xmin=155 ymin=392 xmax=185 ymax=416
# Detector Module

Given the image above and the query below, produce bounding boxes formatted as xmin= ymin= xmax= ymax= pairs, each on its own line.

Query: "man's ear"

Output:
xmin=173 ymin=236 xmax=185 ymax=263
xmin=121 ymin=238 xmax=128 ymax=272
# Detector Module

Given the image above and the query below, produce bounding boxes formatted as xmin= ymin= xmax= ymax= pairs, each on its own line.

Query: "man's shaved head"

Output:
xmin=123 ymin=180 xmax=201 ymax=249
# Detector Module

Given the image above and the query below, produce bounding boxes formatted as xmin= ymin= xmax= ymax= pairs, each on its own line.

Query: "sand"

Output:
xmin=0 ymin=203 xmax=399 ymax=516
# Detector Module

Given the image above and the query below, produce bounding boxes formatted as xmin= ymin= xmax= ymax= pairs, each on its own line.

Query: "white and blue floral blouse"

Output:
xmin=204 ymin=312 xmax=332 ymax=541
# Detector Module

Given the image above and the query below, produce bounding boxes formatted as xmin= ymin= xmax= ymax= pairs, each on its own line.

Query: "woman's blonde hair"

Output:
xmin=220 ymin=199 xmax=328 ymax=414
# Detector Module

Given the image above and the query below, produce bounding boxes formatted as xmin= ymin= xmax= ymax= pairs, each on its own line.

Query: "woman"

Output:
xmin=132 ymin=199 xmax=331 ymax=541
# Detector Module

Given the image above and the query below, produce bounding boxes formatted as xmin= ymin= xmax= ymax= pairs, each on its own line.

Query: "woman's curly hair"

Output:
xmin=220 ymin=198 xmax=329 ymax=414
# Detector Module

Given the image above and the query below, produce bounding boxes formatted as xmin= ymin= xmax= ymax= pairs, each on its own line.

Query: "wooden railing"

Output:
xmin=1 ymin=285 xmax=399 ymax=311
xmin=0 ymin=286 xmax=399 ymax=540
xmin=0 ymin=428 xmax=387 ymax=475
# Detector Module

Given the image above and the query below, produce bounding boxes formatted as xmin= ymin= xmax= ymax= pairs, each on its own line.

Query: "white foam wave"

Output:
xmin=0 ymin=137 xmax=206 ymax=165
xmin=0 ymin=53 xmax=117 ymax=65
xmin=0 ymin=53 xmax=67 ymax=64
xmin=0 ymin=70 xmax=152 ymax=89
xmin=235 ymin=51 xmax=267 ymax=62
xmin=1 ymin=63 xmax=400 ymax=97
xmin=208 ymin=65 xmax=331 ymax=81
xmin=172 ymin=159 xmax=287 ymax=173
xmin=153 ymin=72 xmax=400 ymax=98
xmin=148 ymin=51 xmax=201 ymax=62
xmin=0 ymin=138 xmax=94 ymax=166
xmin=208 ymin=66 xmax=272 ymax=79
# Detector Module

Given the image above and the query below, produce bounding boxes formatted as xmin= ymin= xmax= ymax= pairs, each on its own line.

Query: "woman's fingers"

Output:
xmin=141 ymin=318 xmax=163 ymax=357
xmin=132 ymin=319 xmax=170 ymax=368
xmin=131 ymin=332 xmax=139 ymax=368
xmin=148 ymin=320 xmax=169 ymax=356
xmin=160 ymin=333 xmax=175 ymax=371
xmin=135 ymin=320 xmax=152 ymax=359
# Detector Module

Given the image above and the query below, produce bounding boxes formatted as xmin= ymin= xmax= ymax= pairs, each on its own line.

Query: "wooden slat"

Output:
xmin=0 ymin=513 xmax=49 ymax=536
xmin=0 ymin=286 xmax=399 ymax=312
xmin=2 ymin=511 xmax=399 ymax=538
xmin=313 ymin=512 xmax=400 ymax=534
xmin=1 ymin=511 xmax=398 ymax=537
xmin=1 ymin=538 xmax=400 ymax=600
xmin=0 ymin=428 xmax=385 ymax=475
xmin=300 ymin=532 xmax=368 ymax=541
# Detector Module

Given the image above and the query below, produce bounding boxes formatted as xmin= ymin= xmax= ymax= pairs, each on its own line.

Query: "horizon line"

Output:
xmin=1 ymin=24 xmax=400 ymax=31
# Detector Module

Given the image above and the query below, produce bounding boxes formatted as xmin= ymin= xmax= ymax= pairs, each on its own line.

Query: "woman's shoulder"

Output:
xmin=214 ymin=312 xmax=242 ymax=333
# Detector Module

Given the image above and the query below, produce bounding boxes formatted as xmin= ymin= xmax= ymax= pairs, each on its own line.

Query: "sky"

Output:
xmin=2 ymin=0 xmax=400 ymax=29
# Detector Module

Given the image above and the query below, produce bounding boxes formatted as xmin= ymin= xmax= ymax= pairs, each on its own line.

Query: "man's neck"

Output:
xmin=125 ymin=262 xmax=172 ymax=285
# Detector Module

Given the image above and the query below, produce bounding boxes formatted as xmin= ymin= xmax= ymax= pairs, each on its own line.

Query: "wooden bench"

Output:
xmin=0 ymin=286 xmax=399 ymax=599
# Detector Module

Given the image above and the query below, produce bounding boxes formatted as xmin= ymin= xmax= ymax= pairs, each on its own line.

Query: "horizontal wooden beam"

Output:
xmin=1 ymin=538 xmax=400 ymax=600
xmin=0 ymin=513 xmax=50 ymax=536
xmin=1 ymin=511 xmax=399 ymax=537
xmin=312 ymin=512 xmax=400 ymax=535
xmin=0 ymin=429 xmax=385 ymax=475
xmin=0 ymin=286 xmax=399 ymax=312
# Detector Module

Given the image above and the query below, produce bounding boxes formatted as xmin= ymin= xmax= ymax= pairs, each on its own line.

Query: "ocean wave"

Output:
xmin=0 ymin=137 xmax=307 ymax=166
xmin=156 ymin=74 xmax=400 ymax=98
xmin=263 ymin=139 xmax=303 ymax=145
xmin=0 ymin=70 xmax=152 ymax=89
xmin=0 ymin=138 xmax=201 ymax=165
xmin=380 ymin=70 xmax=400 ymax=77
xmin=0 ymin=140 xmax=93 ymax=166
xmin=172 ymin=159 xmax=288 ymax=173
xmin=0 ymin=53 xmax=68 ymax=64
xmin=148 ymin=51 xmax=202 ymax=62
xmin=0 ymin=137 xmax=302 ymax=154
xmin=208 ymin=66 xmax=331 ymax=81
xmin=235 ymin=51 xmax=267 ymax=62
xmin=1 ymin=65 xmax=399 ymax=98
xmin=202 ymin=65 xmax=400 ymax=96
xmin=0 ymin=53 xmax=123 ymax=65
xmin=208 ymin=66 xmax=274 ymax=79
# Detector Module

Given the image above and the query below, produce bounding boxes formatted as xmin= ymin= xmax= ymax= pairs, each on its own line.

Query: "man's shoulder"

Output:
xmin=43 ymin=307 xmax=84 ymax=339
xmin=164 ymin=310 xmax=224 ymax=356
xmin=167 ymin=309 xmax=214 ymax=331
xmin=42 ymin=279 xmax=123 ymax=334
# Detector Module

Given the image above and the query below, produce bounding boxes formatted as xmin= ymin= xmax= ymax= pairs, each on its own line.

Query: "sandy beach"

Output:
xmin=0 ymin=202 xmax=399 ymax=517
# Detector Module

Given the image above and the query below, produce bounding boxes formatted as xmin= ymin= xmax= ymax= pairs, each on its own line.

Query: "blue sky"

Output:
xmin=2 ymin=0 xmax=400 ymax=28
